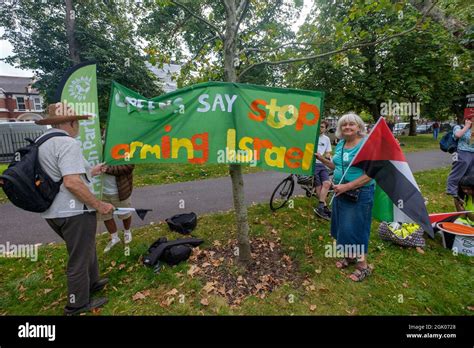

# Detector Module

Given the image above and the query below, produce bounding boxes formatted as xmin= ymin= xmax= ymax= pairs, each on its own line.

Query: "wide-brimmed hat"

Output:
xmin=35 ymin=102 xmax=92 ymax=125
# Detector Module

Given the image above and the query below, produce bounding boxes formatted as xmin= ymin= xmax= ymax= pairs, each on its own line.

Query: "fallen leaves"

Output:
xmin=165 ymin=288 xmax=179 ymax=296
xmin=45 ymin=269 xmax=53 ymax=281
xmin=345 ymin=308 xmax=357 ymax=315
xmin=161 ymin=297 xmax=175 ymax=307
xmin=132 ymin=290 xmax=150 ymax=301
xmin=91 ymin=307 xmax=102 ymax=315
xmin=187 ymin=265 xmax=201 ymax=278
xmin=202 ymin=281 xmax=217 ymax=294
xmin=188 ymin=237 xmax=300 ymax=306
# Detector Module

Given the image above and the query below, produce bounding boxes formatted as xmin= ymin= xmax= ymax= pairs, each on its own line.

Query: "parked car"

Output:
xmin=0 ymin=122 xmax=49 ymax=163
xmin=416 ymin=124 xmax=433 ymax=134
xmin=440 ymin=123 xmax=456 ymax=132
xmin=393 ymin=122 xmax=410 ymax=136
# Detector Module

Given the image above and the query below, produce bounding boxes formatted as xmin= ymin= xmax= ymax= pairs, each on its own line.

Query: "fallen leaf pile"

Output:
xmin=188 ymin=237 xmax=301 ymax=306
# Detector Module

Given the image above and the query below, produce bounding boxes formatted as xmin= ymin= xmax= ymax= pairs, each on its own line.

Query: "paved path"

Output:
xmin=0 ymin=150 xmax=452 ymax=245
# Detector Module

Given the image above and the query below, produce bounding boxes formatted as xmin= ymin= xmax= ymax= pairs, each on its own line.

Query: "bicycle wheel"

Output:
xmin=270 ymin=176 xmax=295 ymax=211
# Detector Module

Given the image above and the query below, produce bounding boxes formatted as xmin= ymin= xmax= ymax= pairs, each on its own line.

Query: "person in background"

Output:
xmin=387 ymin=117 xmax=395 ymax=133
xmin=99 ymin=164 xmax=135 ymax=253
xmin=433 ymin=120 xmax=440 ymax=140
xmin=447 ymin=113 xmax=474 ymax=209
xmin=316 ymin=113 xmax=376 ymax=282
xmin=454 ymin=175 xmax=474 ymax=227
xmin=313 ymin=120 xmax=332 ymax=220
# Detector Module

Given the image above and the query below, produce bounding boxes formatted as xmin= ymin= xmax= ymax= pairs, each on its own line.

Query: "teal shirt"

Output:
xmin=333 ymin=138 xmax=375 ymax=186
xmin=453 ymin=126 xmax=474 ymax=152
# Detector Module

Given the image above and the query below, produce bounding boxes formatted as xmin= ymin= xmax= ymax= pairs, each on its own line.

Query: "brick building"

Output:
xmin=0 ymin=76 xmax=44 ymax=122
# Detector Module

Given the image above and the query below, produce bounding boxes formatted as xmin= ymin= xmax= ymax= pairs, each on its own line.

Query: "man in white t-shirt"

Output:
xmin=34 ymin=103 xmax=114 ymax=315
xmin=313 ymin=120 xmax=332 ymax=220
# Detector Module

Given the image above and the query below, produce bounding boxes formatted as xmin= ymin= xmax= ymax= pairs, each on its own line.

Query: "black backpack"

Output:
xmin=0 ymin=132 xmax=68 ymax=212
xmin=165 ymin=212 xmax=197 ymax=235
xmin=439 ymin=129 xmax=459 ymax=153
xmin=143 ymin=237 xmax=204 ymax=269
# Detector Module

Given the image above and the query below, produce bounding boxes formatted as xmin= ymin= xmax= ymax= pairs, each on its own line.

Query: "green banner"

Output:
xmin=104 ymin=82 xmax=324 ymax=175
xmin=55 ymin=62 xmax=102 ymax=196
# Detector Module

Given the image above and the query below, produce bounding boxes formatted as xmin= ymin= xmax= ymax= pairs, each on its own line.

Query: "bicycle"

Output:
xmin=269 ymin=172 xmax=334 ymax=211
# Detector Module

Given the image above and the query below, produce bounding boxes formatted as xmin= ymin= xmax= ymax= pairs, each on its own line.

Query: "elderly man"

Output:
xmin=32 ymin=102 xmax=115 ymax=315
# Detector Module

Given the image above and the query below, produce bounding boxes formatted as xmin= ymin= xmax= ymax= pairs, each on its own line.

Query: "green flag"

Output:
xmin=372 ymin=184 xmax=395 ymax=222
xmin=104 ymin=81 xmax=324 ymax=175
xmin=54 ymin=61 xmax=102 ymax=196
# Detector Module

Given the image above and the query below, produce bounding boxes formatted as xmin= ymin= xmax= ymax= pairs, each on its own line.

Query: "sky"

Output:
xmin=0 ymin=28 xmax=35 ymax=77
xmin=0 ymin=0 xmax=312 ymax=78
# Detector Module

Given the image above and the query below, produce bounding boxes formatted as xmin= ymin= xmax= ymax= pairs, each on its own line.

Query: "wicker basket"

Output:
xmin=378 ymin=222 xmax=425 ymax=247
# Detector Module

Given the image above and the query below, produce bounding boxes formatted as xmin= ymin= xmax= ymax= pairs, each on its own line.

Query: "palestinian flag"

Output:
xmin=352 ymin=118 xmax=434 ymax=237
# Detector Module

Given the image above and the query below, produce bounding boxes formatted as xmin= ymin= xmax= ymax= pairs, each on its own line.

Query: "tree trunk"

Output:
xmin=409 ymin=115 xmax=417 ymax=136
xmin=223 ymin=0 xmax=251 ymax=266
xmin=409 ymin=0 xmax=466 ymax=38
xmin=370 ymin=102 xmax=381 ymax=123
xmin=65 ymin=0 xmax=80 ymax=65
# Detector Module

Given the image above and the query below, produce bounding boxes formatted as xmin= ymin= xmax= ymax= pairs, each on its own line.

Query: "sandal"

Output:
xmin=349 ymin=265 xmax=373 ymax=282
xmin=335 ymin=258 xmax=357 ymax=269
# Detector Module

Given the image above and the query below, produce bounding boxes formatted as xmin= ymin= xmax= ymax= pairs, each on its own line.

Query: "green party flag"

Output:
xmin=103 ymin=81 xmax=324 ymax=175
xmin=54 ymin=61 xmax=102 ymax=196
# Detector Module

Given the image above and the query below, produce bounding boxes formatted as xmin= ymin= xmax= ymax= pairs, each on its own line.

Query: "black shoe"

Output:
xmin=64 ymin=297 xmax=108 ymax=316
xmin=90 ymin=278 xmax=109 ymax=294
xmin=314 ymin=207 xmax=330 ymax=221
xmin=324 ymin=206 xmax=332 ymax=218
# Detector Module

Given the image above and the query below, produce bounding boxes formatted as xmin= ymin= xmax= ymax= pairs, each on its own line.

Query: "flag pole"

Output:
xmin=329 ymin=116 xmax=384 ymax=205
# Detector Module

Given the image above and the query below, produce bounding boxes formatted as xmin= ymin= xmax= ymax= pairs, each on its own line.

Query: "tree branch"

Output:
xmin=183 ymin=35 xmax=219 ymax=66
xmin=171 ymin=0 xmax=224 ymax=40
xmin=408 ymin=0 xmax=466 ymax=35
xmin=243 ymin=41 xmax=319 ymax=54
xmin=236 ymin=0 xmax=249 ymax=33
xmin=238 ymin=0 xmax=438 ymax=81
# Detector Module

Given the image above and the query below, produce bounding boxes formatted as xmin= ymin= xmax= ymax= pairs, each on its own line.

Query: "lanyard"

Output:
xmin=341 ymin=140 xmax=347 ymax=174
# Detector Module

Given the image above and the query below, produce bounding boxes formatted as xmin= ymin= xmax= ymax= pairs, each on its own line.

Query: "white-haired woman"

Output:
xmin=316 ymin=113 xmax=375 ymax=281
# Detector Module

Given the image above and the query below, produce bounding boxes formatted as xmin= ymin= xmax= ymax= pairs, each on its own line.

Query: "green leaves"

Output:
xmin=0 ymin=1 xmax=163 ymax=122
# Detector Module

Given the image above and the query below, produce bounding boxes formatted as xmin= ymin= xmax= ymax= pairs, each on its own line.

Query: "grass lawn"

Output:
xmin=1 ymin=166 xmax=472 ymax=316
xmin=133 ymin=163 xmax=262 ymax=187
xmin=398 ymin=133 xmax=440 ymax=153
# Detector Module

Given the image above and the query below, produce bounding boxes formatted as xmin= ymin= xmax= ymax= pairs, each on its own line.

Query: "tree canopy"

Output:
xmin=0 ymin=0 xmax=162 ymax=121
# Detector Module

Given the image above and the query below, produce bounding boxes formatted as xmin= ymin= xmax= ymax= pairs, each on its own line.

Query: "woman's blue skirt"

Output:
xmin=330 ymin=184 xmax=375 ymax=256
